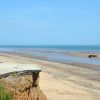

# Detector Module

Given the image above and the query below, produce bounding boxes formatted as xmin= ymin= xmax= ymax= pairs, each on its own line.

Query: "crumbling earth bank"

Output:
xmin=0 ymin=73 xmax=47 ymax=100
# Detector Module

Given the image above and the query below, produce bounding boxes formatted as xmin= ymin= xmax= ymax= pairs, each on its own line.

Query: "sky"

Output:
xmin=0 ymin=0 xmax=100 ymax=45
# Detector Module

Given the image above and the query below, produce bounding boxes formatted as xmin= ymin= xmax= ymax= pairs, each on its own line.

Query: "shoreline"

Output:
xmin=0 ymin=52 xmax=100 ymax=81
xmin=1 ymin=50 xmax=100 ymax=63
xmin=0 ymin=52 xmax=100 ymax=100
xmin=64 ymin=51 xmax=100 ymax=60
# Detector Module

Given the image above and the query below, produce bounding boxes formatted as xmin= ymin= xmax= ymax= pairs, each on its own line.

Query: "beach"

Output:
xmin=0 ymin=0 xmax=100 ymax=99
xmin=0 ymin=51 xmax=100 ymax=100
xmin=64 ymin=52 xmax=100 ymax=60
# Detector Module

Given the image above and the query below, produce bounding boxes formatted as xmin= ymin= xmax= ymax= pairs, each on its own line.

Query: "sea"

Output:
xmin=0 ymin=45 xmax=100 ymax=52
xmin=0 ymin=45 xmax=100 ymax=68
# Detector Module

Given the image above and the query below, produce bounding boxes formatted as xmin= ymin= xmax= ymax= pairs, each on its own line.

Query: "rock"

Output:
xmin=88 ymin=55 xmax=97 ymax=58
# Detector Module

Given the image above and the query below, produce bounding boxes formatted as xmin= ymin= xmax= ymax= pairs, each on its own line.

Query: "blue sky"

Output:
xmin=0 ymin=0 xmax=100 ymax=45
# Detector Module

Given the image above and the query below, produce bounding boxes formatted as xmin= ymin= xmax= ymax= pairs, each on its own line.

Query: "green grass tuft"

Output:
xmin=0 ymin=83 xmax=12 ymax=100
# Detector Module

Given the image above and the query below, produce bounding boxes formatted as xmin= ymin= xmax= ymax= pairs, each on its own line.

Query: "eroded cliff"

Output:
xmin=0 ymin=72 xmax=47 ymax=100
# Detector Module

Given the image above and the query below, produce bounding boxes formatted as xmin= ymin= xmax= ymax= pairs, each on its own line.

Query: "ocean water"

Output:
xmin=0 ymin=45 xmax=100 ymax=52
xmin=0 ymin=45 xmax=100 ymax=68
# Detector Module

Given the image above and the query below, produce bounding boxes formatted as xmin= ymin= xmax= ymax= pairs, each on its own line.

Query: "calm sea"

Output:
xmin=0 ymin=45 xmax=100 ymax=52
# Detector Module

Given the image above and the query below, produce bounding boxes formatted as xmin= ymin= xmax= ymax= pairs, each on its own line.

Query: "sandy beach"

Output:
xmin=0 ymin=0 xmax=100 ymax=99
xmin=0 ymin=52 xmax=100 ymax=100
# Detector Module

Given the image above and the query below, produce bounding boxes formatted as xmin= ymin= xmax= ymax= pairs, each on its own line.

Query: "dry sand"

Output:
xmin=0 ymin=52 xmax=100 ymax=100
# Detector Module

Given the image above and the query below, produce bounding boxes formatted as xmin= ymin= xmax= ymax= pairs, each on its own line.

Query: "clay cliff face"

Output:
xmin=0 ymin=72 xmax=47 ymax=100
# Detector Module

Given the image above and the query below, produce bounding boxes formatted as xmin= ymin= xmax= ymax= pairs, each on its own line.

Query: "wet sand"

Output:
xmin=0 ymin=52 xmax=100 ymax=100
xmin=64 ymin=52 xmax=100 ymax=59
